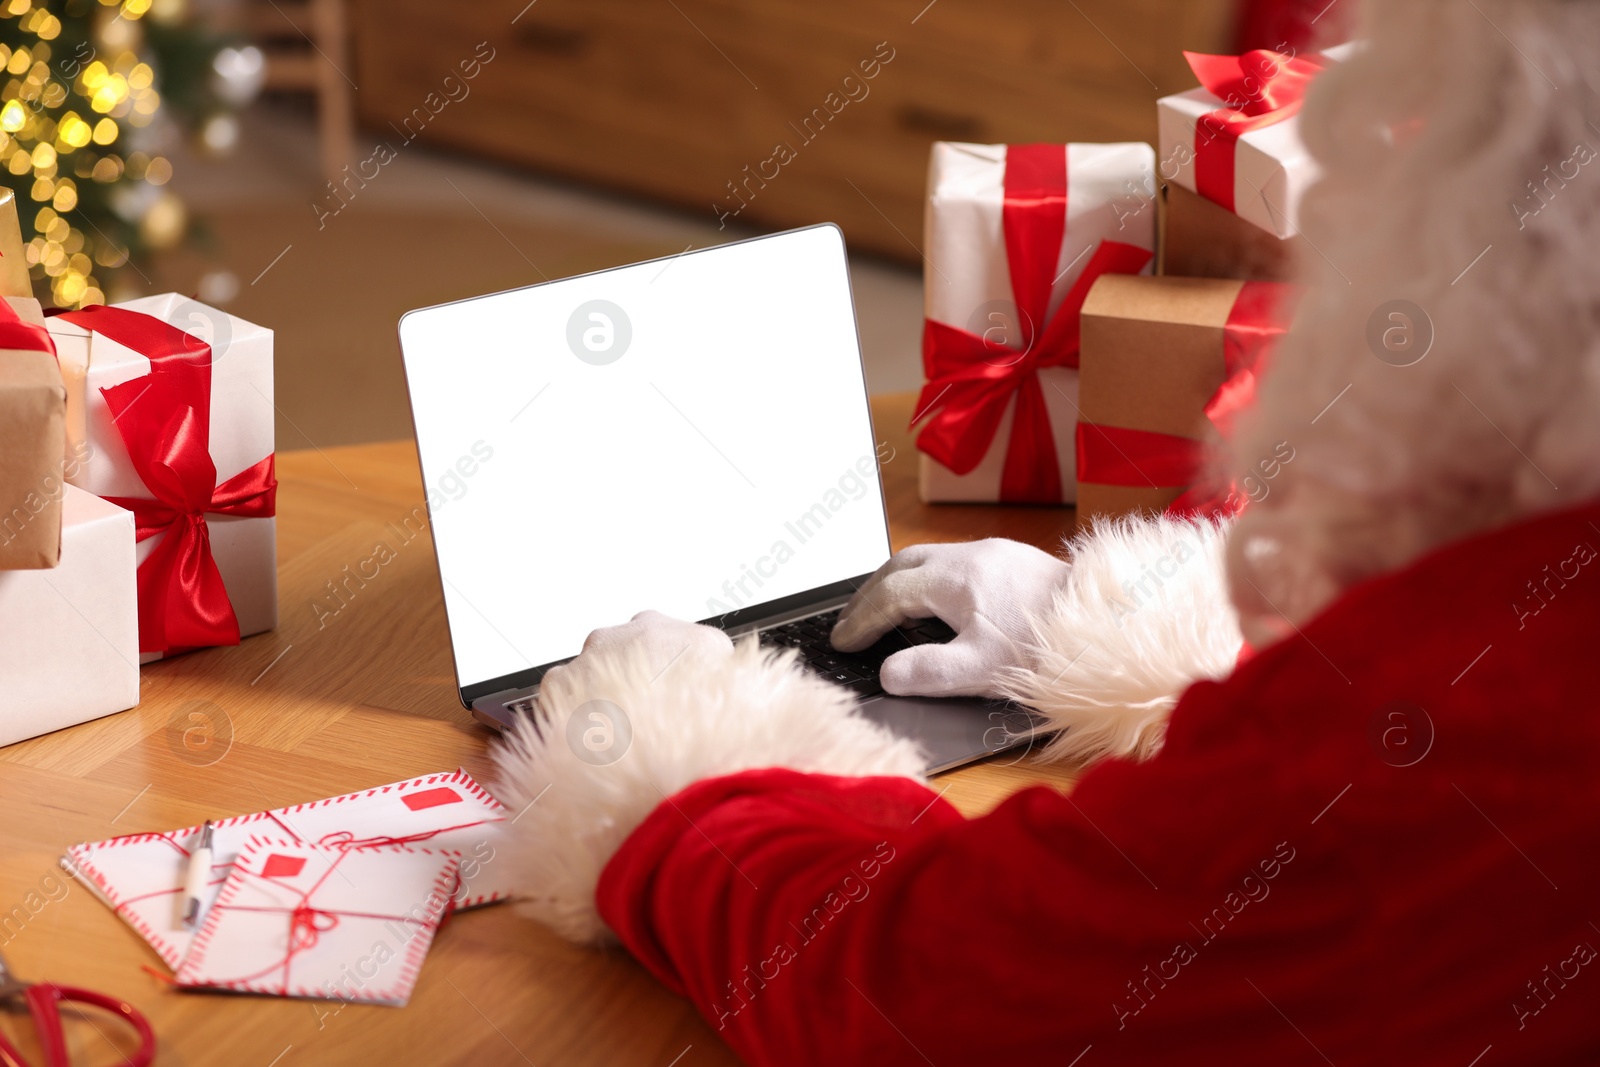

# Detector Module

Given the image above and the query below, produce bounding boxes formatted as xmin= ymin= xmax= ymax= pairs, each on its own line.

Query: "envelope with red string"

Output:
xmin=64 ymin=769 xmax=510 ymax=972
xmin=175 ymin=837 xmax=459 ymax=1004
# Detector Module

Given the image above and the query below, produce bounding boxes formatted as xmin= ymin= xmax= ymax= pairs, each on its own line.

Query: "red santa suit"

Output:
xmin=496 ymin=497 xmax=1600 ymax=1065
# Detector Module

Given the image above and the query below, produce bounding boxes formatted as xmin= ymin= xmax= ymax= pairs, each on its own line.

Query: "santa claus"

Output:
xmin=493 ymin=1 xmax=1600 ymax=1062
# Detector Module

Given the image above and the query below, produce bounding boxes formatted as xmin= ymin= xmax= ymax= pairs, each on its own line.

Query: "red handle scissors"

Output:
xmin=0 ymin=952 xmax=155 ymax=1067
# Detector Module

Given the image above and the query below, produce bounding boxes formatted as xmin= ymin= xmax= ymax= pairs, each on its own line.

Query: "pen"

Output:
xmin=182 ymin=821 xmax=214 ymax=929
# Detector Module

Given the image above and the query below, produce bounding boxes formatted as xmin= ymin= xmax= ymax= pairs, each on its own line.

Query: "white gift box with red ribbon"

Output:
xmin=0 ymin=484 xmax=138 ymax=746
xmin=50 ymin=294 xmax=277 ymax=662
xmin=1157 ymin=43 xmax=1354 ymax=240
xmin=917 ymin=141 xmax=1157 ymax=505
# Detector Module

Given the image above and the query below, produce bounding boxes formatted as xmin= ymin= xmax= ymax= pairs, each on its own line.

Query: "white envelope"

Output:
xmin=50 ymin=293 xmax=277 ymax=660
xmin=0 ymin=484 xmax=138 ymax=747
xmin=176 ymin=837 xmax=459 ymax=1004
xmin=64 ymin=769 xmax=512 ymax=970
xmin=920 ymin=142 xmax=1157 ymax=504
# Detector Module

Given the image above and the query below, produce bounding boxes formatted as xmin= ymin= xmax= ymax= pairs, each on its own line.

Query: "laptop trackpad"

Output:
xmin=857 ymin=695 xmax=1050 ymax=776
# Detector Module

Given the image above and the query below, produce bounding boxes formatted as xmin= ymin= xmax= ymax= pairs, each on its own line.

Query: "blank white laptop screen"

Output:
xmin=399 ymin=225 xmax=891 ymax=693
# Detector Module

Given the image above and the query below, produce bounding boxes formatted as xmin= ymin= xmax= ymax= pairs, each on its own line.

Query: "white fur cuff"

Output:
xmin=490 ymin=638 xmax=926 ymax=944
xmin=1002 ymin=514 xmax=1244 ymax=766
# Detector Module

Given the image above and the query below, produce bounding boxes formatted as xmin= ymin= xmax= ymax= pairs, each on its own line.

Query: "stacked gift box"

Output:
xmin=0 ymin=189 xmax=278 ymax=748
xmin=915 ymin=44 xmax=1350 ymax=522
xmin=913 ymin=141 xmax=1157 ymax=505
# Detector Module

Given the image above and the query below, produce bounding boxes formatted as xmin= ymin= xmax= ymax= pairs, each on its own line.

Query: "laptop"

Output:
xmin=397 ymin=223 xmax=1050 ymax=774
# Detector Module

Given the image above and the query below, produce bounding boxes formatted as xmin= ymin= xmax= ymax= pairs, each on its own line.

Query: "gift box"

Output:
xmin=1075 ymin=274 xmax=1299 ymax=521
xmin=0 ymin=295 xmax=67 ymax=569
xmin=914 ymin=141 xmax=1157 ymax=505
xmin=0 ymin=484 xmax=139 ymax=746
xmin=1161 ymin=183 xmax=1297 ymax=282
xmin=1157 ymin=45 xmax=1349 ymax=275
xmin=0 ymin=185 xmax=67 ymax=570
xmin=50 ymin=294 xmax=278 ymax=660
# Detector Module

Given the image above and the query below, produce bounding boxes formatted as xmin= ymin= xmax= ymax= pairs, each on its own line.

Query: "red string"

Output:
xmin=139 ymin=965 xmax=177 ymax=986
xmin=290 ymin=904 xmax=340 ymax=952
xmin=205 ymin=850 xmax=441 ymax=993
xmin=262 ymin=815 xmax=490 ymax=852
xmin=316 ymin=825 xmax=486 ymax=850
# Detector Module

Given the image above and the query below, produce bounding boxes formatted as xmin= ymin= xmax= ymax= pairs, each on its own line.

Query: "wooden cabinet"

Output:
xmin=350 ymin=0 xmax=1233 ymax=261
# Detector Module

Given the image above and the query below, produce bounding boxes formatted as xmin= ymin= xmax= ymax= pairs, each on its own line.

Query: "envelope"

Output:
xmin=176 ymin=836 xmax=460 ymax=1004
xmin=64 ymin=769 xmax=512 ymax=970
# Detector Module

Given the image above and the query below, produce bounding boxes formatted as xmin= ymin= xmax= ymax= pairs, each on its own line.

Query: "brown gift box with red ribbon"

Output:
xmin=0 ymin=186 xmax=69 ymax=570
xmin=1074 ymin=274 xmax=1299 ymax=522
xmin=49 ymin=294 xmax=277 ymax=661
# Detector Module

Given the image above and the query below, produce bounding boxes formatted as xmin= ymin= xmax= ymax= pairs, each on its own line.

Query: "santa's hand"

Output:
xmin=543 ymin=610 xmax=733 ymax=693
xmin=830 ymin=539 xmax=1070 ymax=699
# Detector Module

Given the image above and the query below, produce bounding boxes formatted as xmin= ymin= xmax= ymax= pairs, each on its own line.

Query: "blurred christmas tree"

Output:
xmin=0 ymin=0 xmax=260 ymax=307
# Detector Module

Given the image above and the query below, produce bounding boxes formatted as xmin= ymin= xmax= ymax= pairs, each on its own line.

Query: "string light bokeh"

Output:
xmin=0 ymin=0 xmax=254 ymax=307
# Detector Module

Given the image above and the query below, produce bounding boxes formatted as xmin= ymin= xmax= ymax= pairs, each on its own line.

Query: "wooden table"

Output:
xmin=0 ymin=394 xmax=1082 ymax=1066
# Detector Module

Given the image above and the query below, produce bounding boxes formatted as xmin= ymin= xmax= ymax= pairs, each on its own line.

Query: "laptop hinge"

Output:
xmin=470 ymin=685 xmax=542 ymax=732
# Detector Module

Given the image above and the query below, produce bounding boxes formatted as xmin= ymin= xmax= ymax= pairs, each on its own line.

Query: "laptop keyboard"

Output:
xmin=501 ymin=610 xmax=956 ymax=719
xmin=759 ymin=608 xmax=955 ymax=698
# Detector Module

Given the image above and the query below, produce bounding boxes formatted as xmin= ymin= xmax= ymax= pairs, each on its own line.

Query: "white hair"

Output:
xmin=1225 ymin=0 xmax=1600 ymax=644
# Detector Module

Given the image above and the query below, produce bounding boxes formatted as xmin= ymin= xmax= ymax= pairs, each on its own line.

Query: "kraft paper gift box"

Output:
xmin=49 ymin=294 xmax=278 ymax=661
xmin=0 ymin=484 xmax=139 ymax=746
xmin=1157 ymin=45 xmax=1352 ymax=278
xmin=0 ymin=295 xmax=67 ymax=569
xmin=1162 ymin=184 xmax=1298 ymax=282
xmin=1074 ymin=274 xmax=1298 ymax=522
xmin=0 ymin=185 xmax=67 ymax=570
xmin=915 ymin=141 xmax=1157 ymax=505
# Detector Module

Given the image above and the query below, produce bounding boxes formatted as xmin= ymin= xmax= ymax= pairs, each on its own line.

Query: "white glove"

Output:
xmin=830 ymin=539 xmax=1071 ymax=699
xmin=542 ymin=610 xmax=733 ymax=693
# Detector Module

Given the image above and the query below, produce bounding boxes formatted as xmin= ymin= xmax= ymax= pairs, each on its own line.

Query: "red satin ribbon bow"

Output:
xmin=1074 ymin=281 xmax=1299 ymax=519
xmin=57 ymin=304 xmax=276 ymax=654
xmin=1186 ymin=48 xmax=1329 ymax=213
xmin=914 ymin=143 xmax=1153 ymax=504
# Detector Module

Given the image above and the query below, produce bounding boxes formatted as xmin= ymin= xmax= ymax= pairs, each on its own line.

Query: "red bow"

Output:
xmin=1186 ymin=49 xmax=1329 ymax=213
xmin=1075 ymin=281 xmax=1299 ymax=518
xmin=58 ymin=305 xmax=276 ymax=655
xmin=914 ymin=143 xmax=1152 ymax=504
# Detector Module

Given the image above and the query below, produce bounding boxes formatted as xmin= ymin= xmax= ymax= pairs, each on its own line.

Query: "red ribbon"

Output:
xmin=1186 ymin=49 xmax=1329 ymax=213
xmin=1075 ymin=423 xmax=1206 ymax=491
xmin=57 ymin=304 xmax=277 ymax=654
xmin=0 ymin=298 xmax=56 ymax=356
xmin=914 ymin=143 xmax=1153 ymax=504
xmin=1075 ymin=280 xmax=1299 ymax=518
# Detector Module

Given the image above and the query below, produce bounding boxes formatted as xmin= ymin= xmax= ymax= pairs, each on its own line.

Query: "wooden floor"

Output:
xmin=0 ymin=393 xmax=1082 ymax=1066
